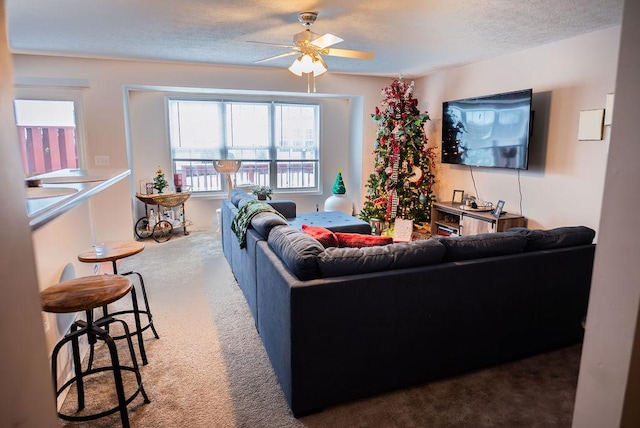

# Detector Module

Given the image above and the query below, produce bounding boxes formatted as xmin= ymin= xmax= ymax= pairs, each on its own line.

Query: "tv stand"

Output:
xmin=431 ymin=201 xmax=526 ymax=236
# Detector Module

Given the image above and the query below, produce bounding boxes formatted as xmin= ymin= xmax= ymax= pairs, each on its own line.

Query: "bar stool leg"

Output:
xmin=102 ymin=332 xmax=130 ymax=428
xmin=129 ymin=286 xmax=148 ymax=365
xmin=123 ymin=271 xmax=160 ymax=339
xmin=70 ymin=322 xmax=86 ymax=410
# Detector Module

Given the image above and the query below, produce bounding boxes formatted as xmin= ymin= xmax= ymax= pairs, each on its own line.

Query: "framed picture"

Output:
xmin=452 ymin=189 xmax=464 ymax=204
xmin=492 ymin=200 xmax=505 ymax=218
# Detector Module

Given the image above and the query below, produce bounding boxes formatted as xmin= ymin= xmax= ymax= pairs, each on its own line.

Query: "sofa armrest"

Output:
xmin=267 ymin=200 xmax=297 ymax=219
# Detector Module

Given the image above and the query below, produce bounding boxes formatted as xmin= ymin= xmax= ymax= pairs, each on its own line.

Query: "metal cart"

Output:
xmin=134 ymin=192 xmax=191 ymax=243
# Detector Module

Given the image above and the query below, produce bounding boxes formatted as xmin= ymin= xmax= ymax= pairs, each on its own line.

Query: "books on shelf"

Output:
xmin=437 ymin=225 xmax=458 ymax=237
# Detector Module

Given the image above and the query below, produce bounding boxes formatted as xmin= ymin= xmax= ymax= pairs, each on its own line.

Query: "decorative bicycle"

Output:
xmin=134 ymin=192 xmax=191 ymax=243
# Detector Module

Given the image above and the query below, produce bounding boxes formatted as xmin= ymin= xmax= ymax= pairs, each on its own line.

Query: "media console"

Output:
xmin=431 ymin=201 xmax=526 ymax=236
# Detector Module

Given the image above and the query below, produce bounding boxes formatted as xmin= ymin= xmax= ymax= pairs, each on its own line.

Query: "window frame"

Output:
xmin=167 ymin=97 xmax=321 ymax=196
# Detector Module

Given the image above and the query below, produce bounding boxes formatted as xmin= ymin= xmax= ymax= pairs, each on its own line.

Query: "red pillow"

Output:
xmin=335 ymin=232 xmax=394 ymax=248
xmin=301 ymin=224 xmax=338 ymax=248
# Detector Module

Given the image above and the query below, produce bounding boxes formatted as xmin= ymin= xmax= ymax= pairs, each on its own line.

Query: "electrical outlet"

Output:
xmin=94 ymin=155 xmax=110 ymax=166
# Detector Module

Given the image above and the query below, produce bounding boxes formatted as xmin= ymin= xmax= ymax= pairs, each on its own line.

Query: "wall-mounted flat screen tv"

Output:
xmin=441 ymin=88 xmax=533 ymax=170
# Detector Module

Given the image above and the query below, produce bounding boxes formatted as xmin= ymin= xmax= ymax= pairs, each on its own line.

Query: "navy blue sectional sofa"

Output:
xmin=221 ymin=190 xmax=596 ymax=416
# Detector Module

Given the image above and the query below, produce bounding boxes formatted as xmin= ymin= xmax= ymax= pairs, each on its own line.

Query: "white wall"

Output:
xmin=0 ymin=1 xmax=57 ymax=424
xmin=415 ymin=26 xmax=620 ymax=234
xmin=12 ymin=55 xmax=391 ymax=234
xmin=573 ymin=1 xmax=640 ymax=426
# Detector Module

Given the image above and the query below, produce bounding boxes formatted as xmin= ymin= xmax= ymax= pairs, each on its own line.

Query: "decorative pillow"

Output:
xmin=507 ymin=226 xmax=596 ymax=251
xmin=251 ymin=212 xmax=289 ymax=239
xmin=318 ymin=239 xmax=446 ymax=277
xmin=301 ymin=224 xmax=338 ymax=248
xmin=334 ymin=232 xmax=394 ymax=248
xmin=434 ymin=233 xmax=527 ymax=262
xmin=267 ymin=226 xmax=324 ymax=280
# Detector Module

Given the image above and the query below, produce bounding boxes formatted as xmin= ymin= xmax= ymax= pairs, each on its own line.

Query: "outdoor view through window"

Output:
xmin=14 ymin=100 xmax=78 ymax=175
xmin=168 ymin=100 xmax=319 ymax=193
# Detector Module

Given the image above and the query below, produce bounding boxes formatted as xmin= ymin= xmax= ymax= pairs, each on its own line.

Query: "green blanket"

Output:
xmin=231 ymin=200 xmax=287 ymax=249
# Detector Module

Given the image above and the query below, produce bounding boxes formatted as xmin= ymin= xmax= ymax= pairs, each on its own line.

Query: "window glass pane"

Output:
xmin=277 ymin=161 xmax=317 ymax=189
xmin=14 ymin=100 xmax=78 ymax=175
xmin=275 ymin=104 xmax=319 ymax=160
xmin=169 ymin=100 xmax=223 ymax=159
xmin=232 ymin=161 xmax=271 ymax=188
xmin=226 ymin=103 xmax=270 ymax=160
xmin=174 ymin=160 xmax=221 ymax=192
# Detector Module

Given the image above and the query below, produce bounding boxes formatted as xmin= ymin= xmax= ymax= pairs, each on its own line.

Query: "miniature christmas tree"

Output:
xmin=359 ymin=78 xmax=436 ymax=226
xmin=153 ymin=166 xmax=169 ymax=193
xmin=331 ymin=171 xmax=346 ymax=194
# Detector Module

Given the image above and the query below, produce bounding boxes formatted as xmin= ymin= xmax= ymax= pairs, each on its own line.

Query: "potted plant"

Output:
xmin=252 ymin=185 xmax=272 ymax=200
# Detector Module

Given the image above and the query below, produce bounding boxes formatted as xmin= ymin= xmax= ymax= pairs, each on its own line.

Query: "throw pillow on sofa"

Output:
xmin=334 ymin=232 xmax=394 ymax=248
xmin=301 ymin=224 xmax=339 ymax=248
xmin=318 ymin=239 xmax=446 ymax=277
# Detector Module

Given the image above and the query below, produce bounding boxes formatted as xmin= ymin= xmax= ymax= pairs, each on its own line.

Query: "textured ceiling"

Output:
xmin=6 ymin=0 xmax=624 ymax=77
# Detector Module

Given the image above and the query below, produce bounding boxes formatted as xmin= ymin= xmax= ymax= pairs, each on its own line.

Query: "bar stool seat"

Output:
xmin=41 ymin=274 xmax=150 ymax=427
xmin=78 ymin=241 xmax=159 ymax=365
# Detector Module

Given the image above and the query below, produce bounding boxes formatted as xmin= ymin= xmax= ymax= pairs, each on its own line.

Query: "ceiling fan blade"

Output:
xmin=310 ymin=33 xmax=343 ymax=49
xmin=247 ymin=40 xmax=298 ymax=49
xmin=325 ymin=47 xmax=375 ymax=60
xmin=254 ymin=51 xmax=299 ymax=64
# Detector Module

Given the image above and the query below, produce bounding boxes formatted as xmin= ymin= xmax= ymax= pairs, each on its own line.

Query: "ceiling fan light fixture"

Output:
xmin=288 ymin=54 xmax=327 ymax=77
xmin=310 ymin=56 xmax=327 ymax=77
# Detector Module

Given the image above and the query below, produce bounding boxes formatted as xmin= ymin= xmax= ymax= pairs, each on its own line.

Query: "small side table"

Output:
xmin=41 ymin=274 xmax=150 ymax=427
xmin=78 ymin=241 xmax=159 ymax=365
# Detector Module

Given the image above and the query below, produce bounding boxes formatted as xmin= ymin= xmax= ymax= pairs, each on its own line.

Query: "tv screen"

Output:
xmin=442 ymin=89 xmax=532 ymax=169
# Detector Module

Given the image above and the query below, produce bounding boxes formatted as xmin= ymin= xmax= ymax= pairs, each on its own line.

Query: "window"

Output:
xmin=168 ymin=99 xmax=320 ymax=194
xmin=14 ymin=100 xmax=79 ymax=175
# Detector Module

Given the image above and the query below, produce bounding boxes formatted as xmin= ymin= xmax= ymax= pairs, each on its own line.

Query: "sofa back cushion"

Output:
xmin=435 ymin=233 xmax=527 ymax=262
xmin=230 ymin=189 xmax=251 ymax=207
xmin=334 ymin=232 xmax=394 ymax=248
xmin=317 ymin=239 xmax=446 ymax=278
xmin=251 ymin=212 xmax=289 ymax=239
xmin=507 ymin=226 xmax=596 ymax=251
xmin=268 ymin=226 xmax=324 ymax=280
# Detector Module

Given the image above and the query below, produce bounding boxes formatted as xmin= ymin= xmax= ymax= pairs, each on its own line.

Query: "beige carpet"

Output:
xmin=58 ymin=231 xmax=581 ymax=427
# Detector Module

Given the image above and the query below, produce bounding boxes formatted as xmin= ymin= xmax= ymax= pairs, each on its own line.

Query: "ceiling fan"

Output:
xmin=249 ymin=12 xmax=375 ymax=77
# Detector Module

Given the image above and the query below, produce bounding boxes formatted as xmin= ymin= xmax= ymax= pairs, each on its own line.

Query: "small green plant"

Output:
xmin=252 ymin=185 xmax=273 ymax=200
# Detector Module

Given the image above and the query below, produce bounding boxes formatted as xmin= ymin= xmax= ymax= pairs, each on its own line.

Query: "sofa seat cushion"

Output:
xmin=507 ymin=226 xmax=596 ymax=251
xmin=317 ymin=239 xmax=446 ymax=278
xmin=435 ymin=233 xmax=527 ymax=262
xmin=301 ymin=224 xmax=339 ymax=248
xmin=251 ymin=212 xmax=289 ymax=239
xmin=335 ymin=232 xmax=393 ymax=248
xmin=268 ymin=226 xmax=324 ymax=280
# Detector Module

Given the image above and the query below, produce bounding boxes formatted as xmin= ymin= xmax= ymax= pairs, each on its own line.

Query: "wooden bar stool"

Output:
xmin=78 ymin=241 xmax=159 ymax=365
xmin=41 ymin=275 xmax=150 ymax=428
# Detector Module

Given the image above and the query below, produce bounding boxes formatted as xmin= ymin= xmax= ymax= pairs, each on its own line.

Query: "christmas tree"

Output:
xmin=359 ymin=78 xmax=436 ymax=226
